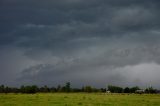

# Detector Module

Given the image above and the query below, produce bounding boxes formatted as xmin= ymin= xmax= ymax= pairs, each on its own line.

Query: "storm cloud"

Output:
xmin=1 ymin=0 xmax=160 ymax=88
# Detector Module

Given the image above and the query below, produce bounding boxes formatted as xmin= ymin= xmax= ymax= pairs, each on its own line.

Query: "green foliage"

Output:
xmin=0 ymin=84 xmax=159 ymax=94
xmin=124 ymin=87 xmax=130 ymax=93
xmin=145 ymin=87 xmax=157 ymax=94
xmin=130 ymin=86 xmax=140 ymax=93
xmin=65 ymin=82 xmax=71 ymax=92
xmin=20 ymin=85 xmax=38 ymax=94
xmin=107 ymin=85 xmax=123 ymax=93
xmin=83 ymin=86 xmax=92 ymax=93
xmin=39 ymin=85 xmax=50 ymax=92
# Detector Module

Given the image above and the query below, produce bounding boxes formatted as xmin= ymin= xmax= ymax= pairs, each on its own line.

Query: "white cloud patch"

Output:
xmin=114 ymin=63 xmax=160 ymax=88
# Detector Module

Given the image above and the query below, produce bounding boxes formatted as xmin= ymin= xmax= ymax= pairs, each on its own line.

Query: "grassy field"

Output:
xmin=0 ymin=93 xmax=160 ymax=106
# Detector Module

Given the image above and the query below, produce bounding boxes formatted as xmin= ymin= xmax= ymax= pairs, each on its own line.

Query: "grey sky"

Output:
xmin=1 ymin=0 xmax=160 ymax=88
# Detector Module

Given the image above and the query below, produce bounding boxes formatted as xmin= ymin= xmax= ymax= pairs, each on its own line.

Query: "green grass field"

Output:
xmin=0 ymin=93 xmax=160 ymax=106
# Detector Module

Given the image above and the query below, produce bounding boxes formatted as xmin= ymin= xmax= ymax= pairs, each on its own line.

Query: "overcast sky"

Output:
xmin=1 ymin=0 xmax=160 ymax=88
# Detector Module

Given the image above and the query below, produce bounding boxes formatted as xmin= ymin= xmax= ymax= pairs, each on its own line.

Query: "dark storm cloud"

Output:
xmin=1 ymin=0 xmax=160 ymax=46
xmin=1 ymin=0 xmax=160 ymax=88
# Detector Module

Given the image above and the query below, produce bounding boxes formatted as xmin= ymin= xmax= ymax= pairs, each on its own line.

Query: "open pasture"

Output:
xmin=0 ymin=93 xmax=160 ymax=106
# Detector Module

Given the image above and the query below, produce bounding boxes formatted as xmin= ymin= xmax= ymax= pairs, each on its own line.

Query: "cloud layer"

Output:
xmin=1 ymin=0 xmax=160 ymax=88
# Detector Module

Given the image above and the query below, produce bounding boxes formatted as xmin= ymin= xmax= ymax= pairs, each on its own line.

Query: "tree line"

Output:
xmin=0 ymin=83 xmax=159 ymax=94
xmin=107 ymin=85 xmax=157 ymax=94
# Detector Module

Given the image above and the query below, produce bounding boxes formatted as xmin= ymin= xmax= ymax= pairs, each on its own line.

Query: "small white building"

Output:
xmin=106 ymin=90 xmax=111 ymax=93
xmin=135 ymin=89 xmax=145 ymax=94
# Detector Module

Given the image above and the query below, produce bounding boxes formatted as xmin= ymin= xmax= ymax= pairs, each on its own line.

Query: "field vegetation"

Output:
xmin=0 ymin=93 xmax=160 ymax=106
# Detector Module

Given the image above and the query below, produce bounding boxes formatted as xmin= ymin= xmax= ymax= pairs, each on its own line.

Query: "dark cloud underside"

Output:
xmin=0 ymin=0 xmax=160 ymax=88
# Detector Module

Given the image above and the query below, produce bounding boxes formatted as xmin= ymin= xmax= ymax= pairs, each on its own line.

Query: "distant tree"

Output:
xmin=84 ymin=86 xmax=92 ymax=93
xmin=65 ymin=82 xmax=71 ymax=92
xmin=107 ymin=85 xmax=123 ymax=93
xmin=130 ymin=86 xmax=140 ymax=93
xmin=124 ymin=87 xmax=130 ymax=93
xmin=20 ymin=85 xmax=25 ymax=93
xmin=0 ymin=85 xmax=5 ymax=93
xmin=4 ymin=86 xmax=10 ymax=93
xmin=100 ymin=88 xmax=106 ymax=93
xmin=20 ymin=85 xmax=38 ymax=94
xmin=31 ymin=85 xmax=38 ymax=93
xmin=92 ymin=88 xmax=100 ymax=92
xmin=44 ymin=85 xmax=49 ymax=92
xmin=72 ymin=88 xmax=82 ymax=92
xmin=57 ymin=85 xmax=62 ymax=92
xmin=50 ymin=87 xmax=56 ymax=92
xmin=11 ymin=87 xmax=19 ymax=93
xmin=39 ymin=85 xmax=50 ymax=92
xmin=145 ymin=87 xmax=157 ymax=94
